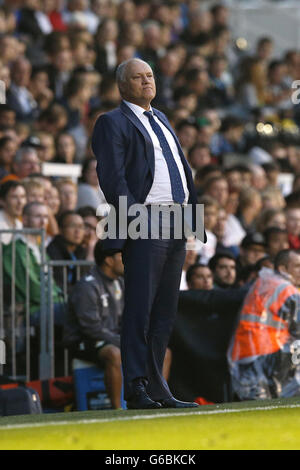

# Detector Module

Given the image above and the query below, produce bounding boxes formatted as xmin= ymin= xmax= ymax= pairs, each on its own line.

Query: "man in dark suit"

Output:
xmin=91 ymin=58 xmax=206 ymax=409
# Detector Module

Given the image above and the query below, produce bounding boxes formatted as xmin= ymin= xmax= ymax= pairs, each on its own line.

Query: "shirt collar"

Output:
xmin=123 ymin=100 xmax=153 ymax=118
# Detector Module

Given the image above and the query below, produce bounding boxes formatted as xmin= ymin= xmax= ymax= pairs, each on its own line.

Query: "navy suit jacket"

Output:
xmin=91 ymin=101 xmax=206 ymax=251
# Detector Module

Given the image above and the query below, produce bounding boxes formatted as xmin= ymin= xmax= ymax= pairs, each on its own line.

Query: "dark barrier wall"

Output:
xmin=168 ymin=288 xmax=248 ymax=403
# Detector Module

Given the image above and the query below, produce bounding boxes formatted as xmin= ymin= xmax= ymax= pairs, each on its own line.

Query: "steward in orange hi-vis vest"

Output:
xmin=228 ymin=267 xmax=300 ymax=400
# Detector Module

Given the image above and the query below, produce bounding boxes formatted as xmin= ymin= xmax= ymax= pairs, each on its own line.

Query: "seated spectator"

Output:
xmin=0 ymin=180 xmax=26 ymax=244
xmin=63 ymin=240 xmax=124 ymax=409
xmin=236 ymin=57 xmax=270 ymax=114
xmin=33 ymin=131 xmax=56 ymax=162
xmin=54 ymin=132 xmax=77 ymax=164
xmin=256 ymin=207 xmax=287 ymax=233
xmin=77 ymin=205 xmax=99 ymax=261
xmin=188 ymin=143 xmax=212 ymax=176
xmin=203 ymin=175 xmax=246 ymax=247
xmin=196 ymin=195 xmax=218 ymax=264
xmin=260 ymin=186 xmax=286 ymax=211
xmin=0 ymin=136 xmax=18 ymax=181
xmin=210 ymin=116 xmax=245 ymax=161
xmin=47 ymin=210 xmax=87 ymax=291
xmin=22 ymin=177 xmax=45 ymax=204
xmin=27 ymin=66 xmax=54 ymax=113
xmin=236 ymin=232 xmax=267 ymax=282
xmin=77 ymin=157 xmax=107 ymax=211
xmin=236 ymin=187 xmax=262 ymax=235
xmin=186 ymin=263 xmax=213 ymax=291
xmin=55 ymin=177 xmax=78 ymax=214
xmin=180 ymin=237 xmax=198 ymax=291
xmin=175 ymin=118 xmax=199 ymax=157
xmin=264 ymin=226 xmax=289 ymax=260
xmin=2 ymin=201 xmax=64 ymax=324
xmin=285 ymin=207 xmax=300 ymax=250
xmin=228 ymin=249 xmax=300 ymax=400
xmin=6 ymin=57 xmax=38 ymax=123
xmin=11 ymin=146 xmax=41 ymax=180
xmin=208 ymin=251 xmax=237 ymax=289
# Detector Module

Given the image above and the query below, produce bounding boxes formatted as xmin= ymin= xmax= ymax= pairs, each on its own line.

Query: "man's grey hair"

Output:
xmin=13 ymin=146 xmax=38 ymax=164
xmin=116 ymin=58 xmax=151 ymax=89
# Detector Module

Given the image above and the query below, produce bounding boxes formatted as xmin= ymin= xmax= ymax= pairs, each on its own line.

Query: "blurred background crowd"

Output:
xmin=1 ymin=0 xmax=300 ymax=403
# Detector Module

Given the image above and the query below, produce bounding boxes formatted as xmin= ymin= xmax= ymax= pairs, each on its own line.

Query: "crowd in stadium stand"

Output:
xmin=1 ymin=0 xmax=300 ymax=403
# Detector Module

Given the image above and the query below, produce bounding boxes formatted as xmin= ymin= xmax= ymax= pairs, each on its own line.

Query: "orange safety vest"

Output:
xmin=231 ymin=274 xmax=297 ymax=362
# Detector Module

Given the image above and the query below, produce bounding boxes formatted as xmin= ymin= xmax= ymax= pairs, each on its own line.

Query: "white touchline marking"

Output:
xmin=1 ymin=403 xmax=300 ymax=432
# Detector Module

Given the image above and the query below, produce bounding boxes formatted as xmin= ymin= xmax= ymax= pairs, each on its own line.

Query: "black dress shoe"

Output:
xmin=126 ymin=380 xmax=162 ymax=410
xmin=158 ymin=397 xmax=200 ymax=409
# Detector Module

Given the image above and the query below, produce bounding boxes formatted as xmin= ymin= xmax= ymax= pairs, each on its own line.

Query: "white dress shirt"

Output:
xmin=123 ymin=100 xmax=189 ymax=205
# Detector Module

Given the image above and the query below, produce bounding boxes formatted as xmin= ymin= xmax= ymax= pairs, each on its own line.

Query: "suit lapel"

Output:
xmin=120 ymin=101 xmax=155 ymax=176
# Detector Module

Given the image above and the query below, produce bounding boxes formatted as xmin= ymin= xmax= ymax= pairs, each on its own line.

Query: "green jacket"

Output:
xmin=2 ymin=237 xmax=63 ymax=313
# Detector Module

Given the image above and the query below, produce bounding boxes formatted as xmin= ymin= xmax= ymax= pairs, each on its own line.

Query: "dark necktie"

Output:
xmin=144 ymin=111 xmax=185 ymax=204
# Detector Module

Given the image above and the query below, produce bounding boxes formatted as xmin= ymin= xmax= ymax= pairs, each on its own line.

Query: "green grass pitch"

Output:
xmin=1 ymin=398 xmax=300 ymax=450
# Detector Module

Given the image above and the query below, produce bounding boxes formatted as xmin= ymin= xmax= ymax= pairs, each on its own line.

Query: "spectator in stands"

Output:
xmin=197 ymin=195 xmax=218 ymax=263
xmin=203 ymin=175 xmax=246 ymax=247
xmin=2 ymin=201 xmax=63 ymax=323
xmin=33 ymin=131 xmax=56 ymax=163
xmin=236 ymin=232 xmax=267 ymax=283
xmin=236 ymin=57 xmax=270 ymax=114
xmin=285 ymin=207 xmax=300 ymax=250
xmin=228 ymin=249 xmax=300 ymax=400
xmin=94 ymin=18 xmax=119 ymax=74
xmin=12 ymin=146 xmax=41 ymax=179
xmin=260 ymin=186 xmax=286 ymax=211
xmin=77 ymin=157 xmax=107 ymax=211
xmin=188 ymin=143 xmax=212 ymax=176
xmin=0 ymin=180 xmax=26 ymax=244
xmin=236 ymin=187 xmax=262 ymax=235
xmin=47 ymin=210 xmax=87 ymax=291
xmin=28 ymin=66 xmax=54 ymax=113
xmin=55 ymin=177 xmax=78 ymax=214
xmin=256 ymin=207 xmax=287 ymax=234
xmin=34 ymin=103 xmax=68 ymax=137
xmin=264 ymin=227 xmax=289 ymax=259
xmin=7 ymin=57 xmax=38 ymax=123
xmin=210 ymin=115 xmax=245 ymax=160
xmin=22 ymin=177 xmax=45 ymax=204
xmin=186 ymin=263 xmax=213 ymax=291
xmin=0 ymin=136 xmax=17 ymax=180
xmin=63 ymin=240 xmax=124 ymax=409
xmin=180 ymin=237 xmax=198 ymax=291
xmin=209 ymin=251 xmax=237 ymax=289
xmin=54 ymin=132 xmax=77 ymax=164
xmin=175 ymin=119 xmax=199 ymax=157
xmin=77 ymin=205 xmax=99 ymax=261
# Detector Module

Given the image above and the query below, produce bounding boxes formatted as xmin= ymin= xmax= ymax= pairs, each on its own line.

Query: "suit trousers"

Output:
xmin=121 ymin=206 xmax=186 ymax=401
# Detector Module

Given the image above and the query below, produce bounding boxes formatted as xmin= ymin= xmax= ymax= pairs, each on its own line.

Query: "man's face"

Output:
xmin=267 ymin=233 xmax=289 ymax=258
xmin=286 ymin=252 xmax=300 ymax=287
xmin=2 ymin=185 xmax=27 ymax=218
xmin=61 ymin=214 xmax=85 ymax=245
xmin=111 ymin=252 xmax=124 ymax=277
xmin=241 ymin=244 xmax=266 ymax=266
xmin=188 ymin=266 xmax=213 ymax=290
xmin=207 ymin=179 xmax=229 ymax=208
xmin=286 ymin=209 xmax=300 ymax=237
xmin=59 ymin=183 xmax=77 ymax=211
xmin=120 ymin=60 xmax=156 ymax=108
xmin=214 ymin=257 xmax=236 ymax=287
xmin=23 ymin=204 xmax=49 ymax=230
xmin=14 ymin=151 xmax=41 ymax=178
